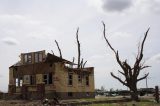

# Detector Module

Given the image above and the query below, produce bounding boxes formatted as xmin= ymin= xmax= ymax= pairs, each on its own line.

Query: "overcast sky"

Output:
xmin=0 ymin=0 xmax=160 ymax=92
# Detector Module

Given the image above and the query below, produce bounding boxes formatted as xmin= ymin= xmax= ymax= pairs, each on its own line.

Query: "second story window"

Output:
xmin=24 ymin=54 xmax=32 ymax=63
xmin=35 ymin=53 xmax=38 ymax=63
xmin=35 ymin=52 xmax=43 ymax=63
xmin=68 ymin=73 xmax=73 ymax=86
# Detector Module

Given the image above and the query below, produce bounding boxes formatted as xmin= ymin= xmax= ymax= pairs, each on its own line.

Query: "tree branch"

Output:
xmin=83 ymin=61 xmax=87 ymax=68
xmin=140 ymin=65 xmax=151 ymax=70
xmin=102 ymin=21 xmax=116 ymax=54
xmin=115 ymin=51 xmax=126 ymax=71
xmin=137 ymin=73 xmax=149 ymax=82
xmin=76 ymin=27 xmax=81 ymax=68
xmin=118 ymin=70 xmax=125 ymax=76
xmin=135 ymin=28 xmax=150 ymax=65
xmin=51 ymin=50 xmax=54 ymax=55
xmin=111 ymin=72 xmax=127 ymax=86
xmin=80 ymin=58 xmax=83 ymax=68
xmin=133 ymin=28 xmax=150 ymax=77
xmin=55 ymin=40 xmax=62 ymax=58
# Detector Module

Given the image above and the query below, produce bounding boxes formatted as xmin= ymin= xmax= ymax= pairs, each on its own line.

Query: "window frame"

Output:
xmin=34 ymin=52 xmax=43 ymax=63
xmin=68 ymin=92 xmax=73 ymax=97
xmin=78 ymin=74 xmax=82 ymax=83
xmin=30 ymin=75 xmax=36 ymax=85
xmin=86 ymin=75 xmax=89 ymax=86
xmin=68 ymin=73 xmax=73 ymax=86
xmin=24 ymin=53 xmax=32 ymax=63
xmin=43 ymin=73 xmax=52 ymax=85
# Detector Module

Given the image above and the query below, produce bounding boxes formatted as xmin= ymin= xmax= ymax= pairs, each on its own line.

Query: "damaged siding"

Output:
xmin=8 ymin=50 xmax=95 ymax=100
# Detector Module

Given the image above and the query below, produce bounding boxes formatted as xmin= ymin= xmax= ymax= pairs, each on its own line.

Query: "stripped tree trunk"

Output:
xmin=55 ymin=40 xmax=62 ymax=58
xmin=76 ymin=28 xmax=81 ymax=68
xmin=102 ymin=22 xmax=150 ymax=101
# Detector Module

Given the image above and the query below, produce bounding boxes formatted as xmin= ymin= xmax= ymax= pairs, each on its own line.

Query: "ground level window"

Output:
xmin=68 ymin=92 xmax=73 ymax=97
xmin=16 ymin=77 xmax=23 ymax=87
xmin=30 ymin=75 xmax=36 ymax=85
xmin=86 ymin=92 xmax=90 ymax=96
xmin=43 ymin=73 xmax=52 ymax=84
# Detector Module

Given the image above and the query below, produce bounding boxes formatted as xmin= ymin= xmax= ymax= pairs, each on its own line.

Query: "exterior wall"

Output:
xmin=20 ymin=50 xmax=46 ymax=64
xmin=8 ymin=61 xmax=95 ymax=100
xmin=54 ymin=62 xmax=95 ymax=99
xmin=9 ymin=68 xmax=15 ymax=85
xmin=8 ymin=68 xmax=16 ymax=93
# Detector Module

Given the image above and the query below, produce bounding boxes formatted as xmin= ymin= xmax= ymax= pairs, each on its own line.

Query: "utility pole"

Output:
xmin=145 ymin=74 xmax=148 ymax=96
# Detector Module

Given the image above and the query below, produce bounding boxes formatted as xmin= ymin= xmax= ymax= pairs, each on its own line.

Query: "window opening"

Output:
xmin=68 ymin=92 xmax=73 ymax=97
xmin=43 ymin=73 xmax=52 ymax=84
xmin=86 ymin=75 xmax=89 ymax=86
xmin=68 ymin=73 xmax=73 ymax=86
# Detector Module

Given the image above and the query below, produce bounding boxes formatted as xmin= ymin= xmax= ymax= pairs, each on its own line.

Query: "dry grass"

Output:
xmin=82 ymin=102 xmax=160 ymax=106
xmin=0 ymin=100 xmax=159 ymax=106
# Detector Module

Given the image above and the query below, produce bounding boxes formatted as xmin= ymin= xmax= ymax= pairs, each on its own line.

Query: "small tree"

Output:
xmin=102 ymin=22 xmax=150 ymax=101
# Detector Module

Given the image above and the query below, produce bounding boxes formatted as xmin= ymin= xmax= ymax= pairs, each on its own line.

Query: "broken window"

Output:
xmin=78 ymin=74 xmax=82 ymax=83
xmin=16 ymin=77 xmax=23 ymax=87
xmin=68 ymin=92 xmax=73 ymax=97
xmin=24 ymin=54 xmax=28 ymax=63
xmin=86 ymin=75 xmax=89 ymax=86
xmin=35 ymin=53 xmax=38 ymax=63
xmin=16 ymin=78 xmax=19 ymax=87
xmin=86 ymin=92 xmax=90 ymax=96
xmin=20 ymin=79 xmax=23 ymax=86
xmin=39 ymin=53 xmax=43 ymax=62
xmin=24 ymin=54 xmax=32 ymax=63
xmin=35 ymin=52 xmax=43 ymax=63
xmin=43 ymin=73 xmax=52 ymax=84
xmin=28 ymin=54 xmax=32 ymax=63
xmin=24 ymin=75 xmax=30 ymax=84
xmin=30 ymin=75 xmax=36 ymax=85
xmin=68 ymin=73 xmax=73 ymax=86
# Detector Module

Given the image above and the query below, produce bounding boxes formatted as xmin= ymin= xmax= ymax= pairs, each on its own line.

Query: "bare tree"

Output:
xmin=76 ymin=28 xmax=81 ymax=68
xmin=102 ymin=22 xmax=150 ymax=101
xmin=76 ymin=28 xmax=87 ymax=69
xmin=55 ymin=40 xmax=62 ymax=58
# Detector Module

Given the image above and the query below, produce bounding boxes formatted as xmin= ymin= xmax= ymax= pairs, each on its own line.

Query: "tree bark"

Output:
xmin=129 ymin=83 xmax=139 ymax=101
xmin=55 ymin=40 xmax=62 ymax=58
xmin=102 ymin=22 xmax=150 ymax=101
xmin=76 ymin=28 xmax=81 ymax=68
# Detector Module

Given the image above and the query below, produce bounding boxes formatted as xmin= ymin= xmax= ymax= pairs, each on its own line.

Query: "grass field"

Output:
xmin=81 ymin=102 xmax=160 ymax=106
xmin=0 ymin=95 xmax=159 ymax=106
xmin=0 ymin=100 xmax=159 ymax=106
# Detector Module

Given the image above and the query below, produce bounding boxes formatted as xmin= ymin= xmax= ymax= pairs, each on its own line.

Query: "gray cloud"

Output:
xmin=102 ymin=0 xmax=133 ymax=12
xmin=1 ymin=37 xmax=20 ymax=45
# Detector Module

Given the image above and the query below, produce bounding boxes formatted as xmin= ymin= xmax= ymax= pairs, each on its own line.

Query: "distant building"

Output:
xmin=8 ymin=50 xmax=95 ymax=99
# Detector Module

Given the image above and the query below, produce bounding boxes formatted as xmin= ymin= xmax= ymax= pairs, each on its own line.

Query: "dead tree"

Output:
xmin=102 ymin=22 xmax=150 ymax=101
xmin=76 ymin=28 xmax=87 ymax=69
xmin=55 ymin=40 xmax=62 ymax=58
xmin=76 ymin=28 xmax=81 ymax=68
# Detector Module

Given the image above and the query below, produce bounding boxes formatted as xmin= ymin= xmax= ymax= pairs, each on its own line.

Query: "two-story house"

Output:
xmin=8 ymin=50 xmax=95 ymax=99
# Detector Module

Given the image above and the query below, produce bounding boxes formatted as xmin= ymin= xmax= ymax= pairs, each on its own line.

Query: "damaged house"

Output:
xmin=8 ymin=50 xmax=95 ymax=99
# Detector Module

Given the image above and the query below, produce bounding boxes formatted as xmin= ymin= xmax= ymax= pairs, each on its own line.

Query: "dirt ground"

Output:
xmin=0 ymin=95 xmax=158 ymax=106
xmin=0 ymin=100 xmax=43 ymax=106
